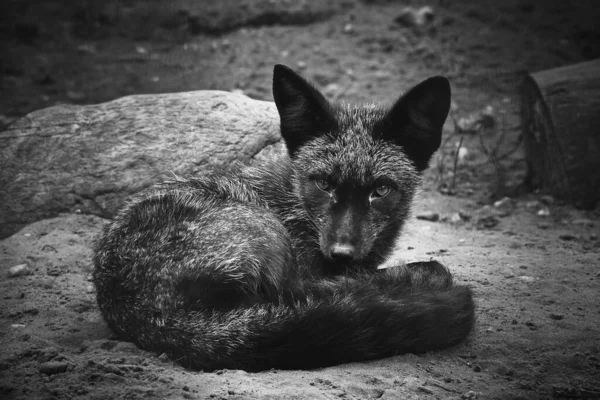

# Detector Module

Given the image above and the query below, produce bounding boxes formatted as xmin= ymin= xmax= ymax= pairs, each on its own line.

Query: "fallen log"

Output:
xmin=521 ymin=58 xmax=600 ymax=209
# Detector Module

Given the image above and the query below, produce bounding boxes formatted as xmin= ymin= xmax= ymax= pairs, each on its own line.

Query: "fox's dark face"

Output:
xmin=272 ymin=65 xmax=451 ymax=270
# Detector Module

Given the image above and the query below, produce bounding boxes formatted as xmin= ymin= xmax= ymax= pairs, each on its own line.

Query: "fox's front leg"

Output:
xmin=372 ymin=260 xmax=454 ymax=291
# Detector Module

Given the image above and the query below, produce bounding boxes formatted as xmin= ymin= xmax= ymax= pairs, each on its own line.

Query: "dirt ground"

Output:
xmin=1 ymin=0 xmax=600 ymax=399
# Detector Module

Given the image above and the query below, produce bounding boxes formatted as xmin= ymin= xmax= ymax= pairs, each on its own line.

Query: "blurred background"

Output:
xmin=1 ymin=0 xmax=599 ymax=200
xmin=1 ymin=0 xmax=598 ymax=123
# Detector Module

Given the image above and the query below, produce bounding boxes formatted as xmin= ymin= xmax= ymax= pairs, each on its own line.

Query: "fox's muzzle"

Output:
xmin=324 ymin=202 xmax=366 ymax=262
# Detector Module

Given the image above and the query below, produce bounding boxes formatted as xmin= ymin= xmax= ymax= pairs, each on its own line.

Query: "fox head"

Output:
xmin=272 ymin=64 xmax=450 ymax=270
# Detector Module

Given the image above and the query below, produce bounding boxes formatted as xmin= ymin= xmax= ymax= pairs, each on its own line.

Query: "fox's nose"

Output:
xmin=330 ymin=243 xmax=356 ymax=261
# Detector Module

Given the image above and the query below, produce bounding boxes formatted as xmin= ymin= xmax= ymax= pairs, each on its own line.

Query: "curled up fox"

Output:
xmin=93 ymin=65 xmax=475 ymax=371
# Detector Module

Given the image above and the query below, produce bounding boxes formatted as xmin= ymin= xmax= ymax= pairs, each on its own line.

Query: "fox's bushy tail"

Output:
xmin=106 ymin=264 xmax=474 ymax=372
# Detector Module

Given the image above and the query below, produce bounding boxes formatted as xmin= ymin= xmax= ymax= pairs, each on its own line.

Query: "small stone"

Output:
xmin=322 ymin=83 xmax=341 ymax=98
xmin=343 ymin=23 xmax=354 ymax=34
xmin=559 ymin=234 xmax=577 ymax=241
xmin=8 ymin=264 xmax=32 ymax=277
xmin=86 ymin=284 xmax=95 ymax=293
xmin=476 ymin=216 xmax=499 ymax=229
xmin=518 ymin=276 xmax=535 ymax=282
xmin=537 ymin=207 xmax=550 ymax=217
xmin=549 ymin=313 xmax=564 ymax=320
xmin=450 ymin=213 xmax=463 ymax=224
xmin=394 ymin=6 xmax=434 ymax=28
xmin=461 ymin=390 xmax=478 ymax=399
xmin=39 ymin=361 xmax=69 ymax=375
xmin=417 ymin=211 xmax=440 ymax=222
xmin=473 ymin=365 xmax=482 ymax=372
xmin=494 ymin=197 xmax=512 ymax=208
xmin=296 ymin=60 xmax=307 ymax=69
xmin=158 ymin=353 xmax=169 ymax=362
xmin=458 ymin=210 xmax=472 ymax=221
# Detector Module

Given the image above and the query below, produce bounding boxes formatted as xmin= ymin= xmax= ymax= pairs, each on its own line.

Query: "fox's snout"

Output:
xmin=322 ymin=203 xmax=368 ymax=263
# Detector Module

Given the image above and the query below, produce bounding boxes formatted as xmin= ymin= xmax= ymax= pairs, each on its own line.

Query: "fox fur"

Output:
xmin=93 ymin=64 xmax=475 ymax=371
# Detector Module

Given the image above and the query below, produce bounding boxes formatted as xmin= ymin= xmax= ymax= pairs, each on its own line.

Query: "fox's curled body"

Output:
xmin=93 ymin=65 xmax=475 ymax=371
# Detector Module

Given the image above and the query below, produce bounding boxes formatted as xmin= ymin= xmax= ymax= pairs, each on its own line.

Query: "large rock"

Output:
xmin=0 ymin=91 xmax=284 ymax=239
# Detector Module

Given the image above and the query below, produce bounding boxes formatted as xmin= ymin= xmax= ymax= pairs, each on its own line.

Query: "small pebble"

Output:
xmin=8 ymin=264 xmax=32 ymax=277
xmin=473 ymin=365 xmax=482 ymax=372
xmin=450 ymin=213 xmax=463 ymax=224
xmin=458 ymin=210 xmax=472 ymax=221
xmin=86 ymin=284 xmax=95 ymax=293
xmin=476 ymin=216 xmax=499 ymax=229
xmin=493 ymin=197 xmax=512 ymax=208
xmin=416 ymin=211 xmax=440 ymax=222
xmin=39 ymin=361 xmax=69 ymax=375
xmin=395 ymin=6 xmax=435 ymax=28
xmin=559 ymin=234 xmax=577 ymax=241
xmin=537 ymin=207 xmax=550 ymax=217
xmin=518 ymin=276 xmax=535 ymax=282
xmin=461 ymin=390 xmax=478 ymax=399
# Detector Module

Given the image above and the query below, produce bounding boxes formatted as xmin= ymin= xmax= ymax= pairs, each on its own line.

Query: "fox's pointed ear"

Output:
xmin=375 ymin=76 xmax=451 ymax=171
xmin=273 ymin=64 xmax=337 ymax=156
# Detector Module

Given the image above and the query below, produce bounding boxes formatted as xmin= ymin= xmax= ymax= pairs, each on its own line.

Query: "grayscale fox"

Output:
xmin=93 ymin=64 xmax=475 ymax=371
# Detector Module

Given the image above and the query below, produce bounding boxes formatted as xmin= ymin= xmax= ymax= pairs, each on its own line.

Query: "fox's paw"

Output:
xmin=404 ymin=260 xmax=453 ymax=289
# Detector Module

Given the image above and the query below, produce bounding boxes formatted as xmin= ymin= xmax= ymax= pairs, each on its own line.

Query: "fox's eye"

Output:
xmin=315 ymin=179 xmax=331 ymax=192
xmin=373 ymin=185 xmax=391 ymax=198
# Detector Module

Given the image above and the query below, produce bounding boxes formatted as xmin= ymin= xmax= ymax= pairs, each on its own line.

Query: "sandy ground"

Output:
xmin=1 ymin=0 xmax=600 ymax=399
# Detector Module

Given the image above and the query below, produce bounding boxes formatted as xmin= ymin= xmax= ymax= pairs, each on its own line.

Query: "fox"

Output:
xmin=93 ymin=64 xmax=475 ymax=372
